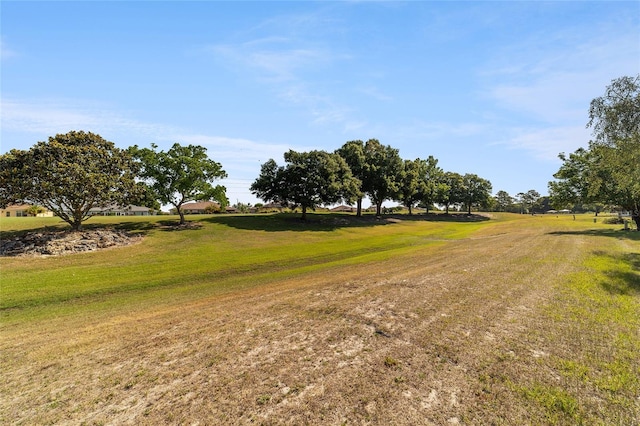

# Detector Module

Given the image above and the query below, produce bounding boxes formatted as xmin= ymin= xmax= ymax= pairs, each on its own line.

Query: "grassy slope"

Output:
xmin=1 ymin=213 xmax=638 ymax=424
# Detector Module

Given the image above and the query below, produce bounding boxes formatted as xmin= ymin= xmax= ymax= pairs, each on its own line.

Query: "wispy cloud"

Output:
xmin=209 ymin=40 xmax=335 ymax=83
xmin=0 ymin=38 xmax=17 ymax=59
xmin=495 ymin=126 xmax=591 ymax=161
xmin=483 ymin=27 xmax=638 ymax=123
xmin=203 ymin=10 xmax=365 ymax=133
xmin=1 ymin=97 xmax=304 ymax=171
xmin=1 ymin=96 xmax=314 ymax=203
xmin=357 ymin=86 xmax=393 ymax=102
xmin=479 ymin=19 xmax=639 ymax=160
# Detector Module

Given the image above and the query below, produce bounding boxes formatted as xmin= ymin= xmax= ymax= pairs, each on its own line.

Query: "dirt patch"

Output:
xmin=0 ymin=229 xmax=141 ymax=257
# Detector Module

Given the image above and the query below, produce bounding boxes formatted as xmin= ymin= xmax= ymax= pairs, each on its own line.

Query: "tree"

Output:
xmin=550 ymin=75 xmax=640 ymax=229
xmin=130 ymin=143 xmax=228 ymax=225
xmin=461 ymin=174 xmax=492 ymax=215
xmin=250 ymin=150 xmax=359 ymax=220
xmin=437 ymin=172 xmax=464 ymax=214
xmin=493 ymin=190 xmax=514 ymax=212
xmin=549 ymin=148 xmax=594 ymax=209
xmin=396 ymin=158 xmax=428 ymax=215
xmin=336 ymin=140 xmax=366 ymax=216
xmin=362 ymin=139 xmax=404 ymax=216
xmin=418 ymin=156 xmax=444 ymax=214
xmin=516 ymin=190 xmax=541 ymax=214
xmin=26 ymin=205 xmax=46 ymax=217
xmin=0 ymin=131 xmax=142 ymax=231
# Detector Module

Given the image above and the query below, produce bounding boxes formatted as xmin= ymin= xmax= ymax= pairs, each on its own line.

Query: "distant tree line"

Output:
xmin=250 ymin=138 xmax=494 ymax=219
xmin=2 ymin=76 xmax=634 ymax=230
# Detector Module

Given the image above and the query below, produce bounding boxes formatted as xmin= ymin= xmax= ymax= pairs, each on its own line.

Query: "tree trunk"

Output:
xmin=177 ymin=206 xmax=185 ymax=225
xmin=72 ymin=208 xmax=83 ymax=231
xmin=376 ymin=201 xmax=382 ymax=216
xmin=356 ymin=198 xmax=362 ymax=217
xmin=408 ymin=204 xmax=413 ymax=215
xmin=467 ymin=204 xmax=472 ymax=215
xmin=632 ymin=210 xmax=640 ymax=231
xmin=301 ymin=206 xmax=307 ymax=221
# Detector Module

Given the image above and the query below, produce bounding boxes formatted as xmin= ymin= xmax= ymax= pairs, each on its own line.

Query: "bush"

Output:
xmin=602 ymin=217 xmax=624 ymax=224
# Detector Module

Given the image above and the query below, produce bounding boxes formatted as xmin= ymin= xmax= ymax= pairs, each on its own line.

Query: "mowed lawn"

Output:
xmin=1 ymin=213 xmax=638 ymax=425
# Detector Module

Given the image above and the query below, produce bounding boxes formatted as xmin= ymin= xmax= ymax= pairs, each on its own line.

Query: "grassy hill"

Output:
xmin=1 ymin=212 xmax=638 ymax=424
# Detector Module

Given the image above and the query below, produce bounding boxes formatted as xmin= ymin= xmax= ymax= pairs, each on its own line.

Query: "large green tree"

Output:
xmin=517 ymin=189 xmax=541 ymax=214
xmin=362 ymin=139 xmax=404 ymax=216
xmin=336 ymin=140 xmax=366 ymax=216
xmin=416 ymin=155 xmax=444 ymax=214
xmin=493 ymin=190 xmax=515 ymax=212
xmin=129 ymin=143 xmax=228 ymax=225
xmin=0 ymin=131 xmax=142 ymax=231
xmin=436 ymin=171 xmax=465 ymax=214
xmin=251 ymin=150 xmax=359 ymax=220
xmin=550 ymin=75 xmax=640 ymax=229
xmin=461 ymin=173 xmax=493 ymax=215
xmin=396 ymin=158 xmax=428 ymax=215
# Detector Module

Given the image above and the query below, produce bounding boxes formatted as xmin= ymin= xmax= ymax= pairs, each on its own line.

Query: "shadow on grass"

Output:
xmin=549 ymin=229 xmax=640 ymax=295
xmin=548 ymin=228 xmax=640 ymax=241
xmin=203 ymin=212 xmax=490 ymax=232
xmin=598 ymin=252 xmax=640 ymax=296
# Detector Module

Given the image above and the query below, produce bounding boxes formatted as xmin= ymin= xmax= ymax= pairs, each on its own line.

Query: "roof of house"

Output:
xmin=330 ymin=205 xmax=355 ymax=212
xmin=1 ymin=204 xmax=32 ymax=211
xmin=88 ymin=204 xmax=150 ymax=212
xmin=181 ymin=201 xmax=220 ymax=210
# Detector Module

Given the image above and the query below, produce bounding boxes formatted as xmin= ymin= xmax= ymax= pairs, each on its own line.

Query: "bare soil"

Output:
xmin=0 ymin=222 xmax=635 ymax=424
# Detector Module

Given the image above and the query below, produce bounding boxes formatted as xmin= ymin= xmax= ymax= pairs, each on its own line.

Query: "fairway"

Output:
xmin=1 ymin=213 xmax=638 ymax=424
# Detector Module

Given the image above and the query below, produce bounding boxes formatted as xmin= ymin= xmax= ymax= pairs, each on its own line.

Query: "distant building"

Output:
xmin=1 ymin=204 xmax=54 ymax=218
xmin=330 ymin=205 xmax=356 ymax=213
xmin=87 ymin=205 xmax=154 ymax=216
xmin=175 ymin=201 xmax=220 ymax=215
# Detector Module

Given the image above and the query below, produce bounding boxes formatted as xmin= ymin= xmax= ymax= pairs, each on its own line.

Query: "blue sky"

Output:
xmin=2 ymin=1 xmax=639 ymax=207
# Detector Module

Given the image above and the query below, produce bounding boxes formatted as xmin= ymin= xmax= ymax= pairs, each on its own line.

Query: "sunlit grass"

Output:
xmin=0 ymin=213 xmax=486 ymax=323
xmin=504 ymin=229 xmax=640 ymax=423
xmin=2 ymin=212 xmax=638 ymax=424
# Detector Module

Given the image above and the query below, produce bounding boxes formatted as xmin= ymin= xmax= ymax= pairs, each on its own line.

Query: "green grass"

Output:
xmin=505 ymin=226 xmax=640 ymax=424
xmin=0 ymin=213 xmax=487 ymax=323
xmin=2 ymin=212 xmax=639 ymax=424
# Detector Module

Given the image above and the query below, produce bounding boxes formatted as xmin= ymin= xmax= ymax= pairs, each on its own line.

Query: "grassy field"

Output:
xmin=1 ymin=212 xmax=638 ymax=424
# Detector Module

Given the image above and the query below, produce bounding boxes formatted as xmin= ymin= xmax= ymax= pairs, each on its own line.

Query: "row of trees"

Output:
xmin=250 ymin=139 xmax=493 ymax=220
xmin=0 ymin=132 xmax=228 ymax=230
xmin=4 ymin=76 xmax=633 ymax=230
xmin=549 ymin=75 xmax=640 ymax=230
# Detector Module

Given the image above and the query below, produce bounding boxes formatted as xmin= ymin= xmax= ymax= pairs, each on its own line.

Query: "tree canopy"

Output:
xmin=436 ymin=171 xmax=464 ymax=214
xmin=251 ymin=149 xmax=359 ymax=220
xmin=129 ymin=143 xmax=228 ymax=225
xmin=461 ymin=173 xmax=493 ymax=215
xmin=550 ymin=75 xmax=640 ymax=229
xmin=395 ymin=158 xmax=428 ymax=215
xmin=336 ymin=140 xmax=367 ymax=216
xmin=0 ymin=131 xmax=142 ymax=231
xmin=362 ymin=139 xmax=404 ymax=216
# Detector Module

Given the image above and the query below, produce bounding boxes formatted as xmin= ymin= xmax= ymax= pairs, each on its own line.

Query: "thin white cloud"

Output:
xmin=397 ymin=120 xmax=488 ymax=141
xmin=0 ymin=37 xmax=17 ymax=59
xmin=1 ymin=97 xmax=309 ymax=203
xmin=203 ymin=11 xmax=359 ymax=132
xmin=483 ymin=28 xmax=639 ymax=124
xmin=357 ymin=86 xmax=393 ymax=102
xmin=1 ymin=97 xmax=302 ymax=165
xmin=479 ymin=18 xmax=639 ymax=161
xmin=496 ymin=126 xmax=591 ymax=161
xmin=210 ymin=41 xmax=334 ymax=82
